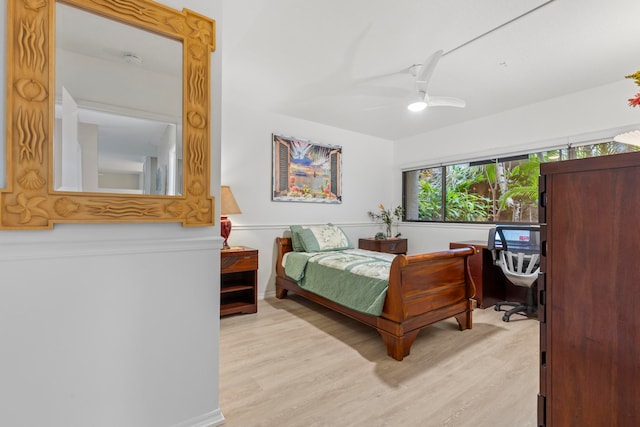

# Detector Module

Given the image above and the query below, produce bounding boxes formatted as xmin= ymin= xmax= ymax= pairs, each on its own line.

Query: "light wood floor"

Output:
xmin=220 ymin=296 xmax=539 ymax=427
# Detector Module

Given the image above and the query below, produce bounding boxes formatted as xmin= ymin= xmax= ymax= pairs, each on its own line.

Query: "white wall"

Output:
xmin=79 ymin=123 xmax=99 ymax=192
xmin=56 ymin=48 xmax=182 ymax=120
xmin=221 ymin=75 xmax=640 ymax=301
xmin=221 ymin=102 xmax=395 ymax=298
xmin=0 ymin=1 xmax=224 ymax=426
xmin=393 ymin=79 xmax=640 ymax=254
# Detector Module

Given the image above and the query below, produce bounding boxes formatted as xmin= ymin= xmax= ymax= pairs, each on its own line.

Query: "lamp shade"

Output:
xmin=613 ymin=130 xmax=640 ymax=147
xmin=221 ymin=186 xmax=242 ymax=215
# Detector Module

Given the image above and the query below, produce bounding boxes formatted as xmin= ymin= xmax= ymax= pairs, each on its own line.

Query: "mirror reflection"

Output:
xmin=54 ymin=2 xmax=183 ymax=195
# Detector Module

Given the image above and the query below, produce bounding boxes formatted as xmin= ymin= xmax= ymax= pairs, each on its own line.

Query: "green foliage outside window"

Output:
xmin=407 ymin=141 xmax=639 ymax=224
xmin=417 ymin=168 xmax=442 ymax=220
xmin=444 ymin=164 xmax=492 ymax=221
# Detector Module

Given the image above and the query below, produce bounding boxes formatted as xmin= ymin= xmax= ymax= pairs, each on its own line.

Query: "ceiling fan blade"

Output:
xmin=426 ymin=96 xmax=466 ymax=108
xmin=416 ymin=49 xmax=443 ymax=86
xmin=355 ymin=66 xmax=414 ymax=84
xmin=361 ymin=102 xmax=398 ymax=112
xmin=349 ymin=84 xmax=412 ymax=98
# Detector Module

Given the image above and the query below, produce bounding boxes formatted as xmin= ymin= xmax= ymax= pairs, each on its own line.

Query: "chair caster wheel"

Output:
xmin=502 ymin=314 xmax=510 ymax=322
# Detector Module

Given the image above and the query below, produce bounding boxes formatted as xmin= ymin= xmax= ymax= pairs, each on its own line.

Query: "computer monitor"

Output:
xmin=493 ymin=225 xmax=540 ymax=254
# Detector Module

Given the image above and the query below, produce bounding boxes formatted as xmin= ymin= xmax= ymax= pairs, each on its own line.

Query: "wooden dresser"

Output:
xmin=220 ymin=247 xmax=258 ymax=316
xmin=538 ymin=152 xmax=640 ymax=426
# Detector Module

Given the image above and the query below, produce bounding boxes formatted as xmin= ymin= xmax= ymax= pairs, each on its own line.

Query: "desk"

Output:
xmin=449 ymin=240 xmax=527 ymax=308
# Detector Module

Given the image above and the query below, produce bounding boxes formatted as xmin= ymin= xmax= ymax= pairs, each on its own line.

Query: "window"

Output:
xmin=403 ymin=140 xmax=639 ymax=224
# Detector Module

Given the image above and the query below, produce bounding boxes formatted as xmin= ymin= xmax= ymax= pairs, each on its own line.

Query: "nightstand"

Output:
xmin=358 ymin=238 xmax=407 ymax=255
xmin=220 ymin=246 xmax=258 ymax=316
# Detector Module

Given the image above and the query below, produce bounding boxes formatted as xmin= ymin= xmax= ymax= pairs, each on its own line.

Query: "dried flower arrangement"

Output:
xmin=368 ymin=204 xmax=404 ymax=238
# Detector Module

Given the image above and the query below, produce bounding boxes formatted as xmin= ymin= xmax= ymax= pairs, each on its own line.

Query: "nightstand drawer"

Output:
xmin=221 ymin=250 xmax=258 ymax=273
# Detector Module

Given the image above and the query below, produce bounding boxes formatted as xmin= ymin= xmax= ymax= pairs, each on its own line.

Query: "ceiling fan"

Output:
xmin=405 ymin=49 xmax=466 ymax=112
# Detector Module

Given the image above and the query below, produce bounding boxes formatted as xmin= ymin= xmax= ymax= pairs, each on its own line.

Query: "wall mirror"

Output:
xmin=55 ymin=2 xmax=183 ymax=195
xmin=1 ymin=0 xmax=215 ymax=229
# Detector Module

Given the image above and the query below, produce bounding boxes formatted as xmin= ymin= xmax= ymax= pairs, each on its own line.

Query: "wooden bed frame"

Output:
xmin=275 ymin=237 xmax=477 ymax=361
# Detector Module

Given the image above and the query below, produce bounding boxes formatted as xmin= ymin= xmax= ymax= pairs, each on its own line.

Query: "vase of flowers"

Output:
xmin=368 ymin=204 xmax=404 ymax=238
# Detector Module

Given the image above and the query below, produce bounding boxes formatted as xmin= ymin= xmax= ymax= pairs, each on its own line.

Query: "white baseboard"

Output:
xmin=171 ymin=409 xmax=225 ymax=427
xmin=262 ymin=288 xmax=277 ymax=300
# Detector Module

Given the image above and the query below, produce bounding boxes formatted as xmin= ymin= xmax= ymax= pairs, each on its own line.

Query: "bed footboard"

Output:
xmin=275 ymin=237 xmax=475 ymax=360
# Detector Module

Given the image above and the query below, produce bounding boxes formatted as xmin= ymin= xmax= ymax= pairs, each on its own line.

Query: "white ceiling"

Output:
xmin=221 ymin=0 xmax=640 ymax=141
xmin=56 ymin=2 xmax=181 ymax=79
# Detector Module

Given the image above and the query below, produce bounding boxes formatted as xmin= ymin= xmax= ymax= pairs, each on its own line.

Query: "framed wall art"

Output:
xmin=272 ymin=134 xmax=342 ymax=203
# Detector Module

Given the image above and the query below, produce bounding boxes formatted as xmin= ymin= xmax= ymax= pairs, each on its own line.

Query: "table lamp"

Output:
xmin=220 ymin=185 xmax=242 ymax=249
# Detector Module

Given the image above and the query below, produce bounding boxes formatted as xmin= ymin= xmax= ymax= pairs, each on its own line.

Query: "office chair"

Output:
xmin=488 ymin=226 xmax=540 ymax=322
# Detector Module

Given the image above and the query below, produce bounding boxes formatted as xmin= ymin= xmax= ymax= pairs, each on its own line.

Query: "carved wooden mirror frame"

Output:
xmin=1 ymin=0 xmax=215 ymax=229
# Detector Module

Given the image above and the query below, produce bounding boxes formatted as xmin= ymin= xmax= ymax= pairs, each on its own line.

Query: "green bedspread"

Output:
xmin=284 ymin=249 xmax=396 ymax=316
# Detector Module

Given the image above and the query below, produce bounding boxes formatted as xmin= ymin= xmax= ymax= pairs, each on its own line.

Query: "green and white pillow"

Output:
xmin=290 ymin=224 xmax=352 ymax=252
xmin=289 ymin=225 xmax=308 ymax=251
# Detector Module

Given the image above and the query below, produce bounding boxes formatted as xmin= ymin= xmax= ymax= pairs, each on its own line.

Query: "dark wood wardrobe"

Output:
xmin=537 ymin=151 xmax=640 ymax=426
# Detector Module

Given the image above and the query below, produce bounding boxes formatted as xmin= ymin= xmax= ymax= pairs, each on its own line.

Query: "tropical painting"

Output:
xmin=272 ymin=134 xmax=342 ymax=203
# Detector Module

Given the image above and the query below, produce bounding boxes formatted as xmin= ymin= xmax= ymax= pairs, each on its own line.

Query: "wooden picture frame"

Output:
xmin=1 ymin=0 xmax=216 ymax=229
xmin=272 ymin=134 xmax=342 ymax=204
